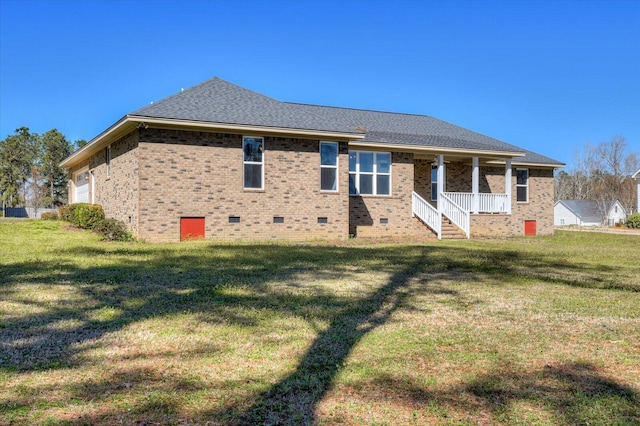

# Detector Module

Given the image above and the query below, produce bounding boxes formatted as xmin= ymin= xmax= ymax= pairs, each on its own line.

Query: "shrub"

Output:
xmin=41 ymin=211 xmax=59 ymax=220
xmin=75 ymin=204 xmax=105 ymax=229
xmin=59 ymin=205 xmax=73 ymax=222
xmin=624 ymin=212 xmax=640 ymax=229
xmin=93 ymin=218 xmax=132 ymax=241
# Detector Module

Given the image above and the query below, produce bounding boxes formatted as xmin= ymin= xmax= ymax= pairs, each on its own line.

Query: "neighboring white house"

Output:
xmin=554 ymin=200 xmax=628 ymax=226
xmin=633 ymin=169 xmax=640 ymax=213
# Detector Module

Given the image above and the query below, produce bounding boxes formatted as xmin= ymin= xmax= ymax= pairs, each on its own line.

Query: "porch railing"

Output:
xmin=412 ymin=191 xmax=441 ymax=239
xmin=442 ymin=192 xmax=509 ymax=214
xmin=440 ymin=192 xmax=470 ymax=238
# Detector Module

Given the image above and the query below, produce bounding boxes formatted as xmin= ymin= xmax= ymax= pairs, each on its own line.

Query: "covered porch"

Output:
xmin=412 ymin=153 xmax=515 ymax=239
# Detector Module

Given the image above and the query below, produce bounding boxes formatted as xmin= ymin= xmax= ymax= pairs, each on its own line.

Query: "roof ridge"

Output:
xmin=286 ymin=101 xmax=520 ymax=148
xmin=285 ymin=101 xmax=440 ymax=120
xmin=131 ymin=77 xmax=281 ymax=116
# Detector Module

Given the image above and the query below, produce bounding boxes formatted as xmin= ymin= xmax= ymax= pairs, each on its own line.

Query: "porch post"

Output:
xmin=437 ymin=155 xmax=445 ymax=198
xmin=437 ymin=155 xmax=444 ymax=239
xmin=472 ymin=157 xmax=479 ymax=214
xmin=505 ymin=159 xmax=512 ymax=214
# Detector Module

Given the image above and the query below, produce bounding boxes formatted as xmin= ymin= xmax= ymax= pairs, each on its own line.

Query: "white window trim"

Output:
xmin=243 ymin=136 xmax=264 ymax=190
xmin=431 ymin=165 xmax=438 ymax=201
xmin=73 ymin=167 xmax=89 ymax=203
xmin=106 ymin=145 xmax=111 ymax=178
xmin=349 ymin=151 xmax=392 ymax=196
xmin=516 ymin=168 xmax=529 ymax=203
xmin=320 ymin=141 xmax=339 ymax=192
xmin=90 ymin=170 xmax=95 ymax=204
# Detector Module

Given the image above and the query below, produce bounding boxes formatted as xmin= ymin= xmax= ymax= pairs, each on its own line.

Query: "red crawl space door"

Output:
xmin=180 ymin=217 xmax=205 ymax=241
xmin=524 ymin=220 xmax=537 ymax=236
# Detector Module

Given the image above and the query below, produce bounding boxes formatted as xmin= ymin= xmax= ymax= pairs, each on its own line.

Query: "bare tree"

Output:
xmin=556 ymin=136 xmax=639 ymax=220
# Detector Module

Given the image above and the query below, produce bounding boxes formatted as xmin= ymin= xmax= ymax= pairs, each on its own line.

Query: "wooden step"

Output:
xmin=414 ymin=215 xmax=466 ymax=239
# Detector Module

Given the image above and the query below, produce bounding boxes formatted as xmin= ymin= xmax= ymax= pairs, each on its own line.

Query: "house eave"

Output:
xmin=60 ymin=116 xmax=366 ymax=168
xmin=60 ymin=116 xmax=135 ymax=168
xmin=348 ymin=140 xmax=525 ymax=159
xmin=487 ymin=160 xmax=566 ymax=168
xmin=130 ymin=116 xmax=365 ymax=141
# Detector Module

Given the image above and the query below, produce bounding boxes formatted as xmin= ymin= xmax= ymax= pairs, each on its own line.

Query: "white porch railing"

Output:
xmin=440 ymin=193 xmax=470 ymax=238
xmin=412 ymin=191 xmax=441 ymax=239
xmin=443 ymin=192 xmax=509 ymax=214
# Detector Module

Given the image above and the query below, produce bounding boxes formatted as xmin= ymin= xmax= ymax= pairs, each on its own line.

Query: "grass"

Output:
xmin=1 ymin=219 xmax=639 ymax=425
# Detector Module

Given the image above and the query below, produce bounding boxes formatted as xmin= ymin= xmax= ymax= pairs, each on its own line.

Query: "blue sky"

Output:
xmin=1 ymin=0 xmax=638 ymax=169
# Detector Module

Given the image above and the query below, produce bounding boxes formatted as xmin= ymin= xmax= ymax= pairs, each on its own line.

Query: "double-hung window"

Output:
xmin=349 ymin=151 xmax=391 ymax=196
xmin=106 ymin=146 xmax=111 ymax=178
xmin=516 ymin=168 xmax=528 ymax=202
xmin=431 ymin=165 xmax=438 ymax=201
xmin=243 ymin=136 xmax=264 ymax=190
xmin=320 ymin=142 xmax=338 ymax=191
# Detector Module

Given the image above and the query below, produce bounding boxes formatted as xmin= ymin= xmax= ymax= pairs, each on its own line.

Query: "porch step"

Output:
xmin=441 ymin=217 xmax=466 ymax=239
xmin=413 ymin=215 xmax=466 ymax=239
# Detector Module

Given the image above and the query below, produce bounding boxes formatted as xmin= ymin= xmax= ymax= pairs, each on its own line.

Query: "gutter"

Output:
xmin=60 ymin=116 xmax=365 ymax=168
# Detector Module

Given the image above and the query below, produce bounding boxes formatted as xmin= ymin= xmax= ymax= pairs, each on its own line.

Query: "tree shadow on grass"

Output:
xmin=1 ymin=238 xmax=638 ymax=424
xmin=216 ymin=256 xmax=432 ymax=425
xmin=362 ymin=361 xmax=640 ymax=425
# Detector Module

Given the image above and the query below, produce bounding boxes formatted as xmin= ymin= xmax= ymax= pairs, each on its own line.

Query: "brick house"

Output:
xmin=60 ymin=77 xmax=564 ymax=242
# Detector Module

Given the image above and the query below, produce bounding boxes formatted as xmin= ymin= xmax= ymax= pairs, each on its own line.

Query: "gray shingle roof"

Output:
xmin=131 ymin=77 xmax=563 ymax=165
xmin=132 ymin=77 xmax=360 ymax=134
xmin=557 ymin=200 xmax=617 ymax=222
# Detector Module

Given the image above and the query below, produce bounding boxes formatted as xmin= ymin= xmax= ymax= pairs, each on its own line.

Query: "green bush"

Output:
xmin=41 ymin=211 xmax=59 ymax=220
xmin=93 ymin=218 xmax=132 ymax=241
xmin=75 ymin=204 xmax=104 ymax=229
xmin=59 ymin=204 xmax=73 ymax=222
xmin=624 ymin=212 xmax=640 ymax=229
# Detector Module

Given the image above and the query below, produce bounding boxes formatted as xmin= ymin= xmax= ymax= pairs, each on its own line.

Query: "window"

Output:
xmin=516 ymin=168 xmax=528 ymax=202
xmin=320 ymin=142 xmax=339 ymax=191
xmin=349 ymin=151 xmax=391 ymax=196
xmin=431 ymin=165 xmax=438 ymax=201
xmin=243 ymin=136 xmax=264 ymax=189
xmin=560 ymin=218 xmax=565 ymax=225
xmin=106 ymin=146 xmax=111 ymax=178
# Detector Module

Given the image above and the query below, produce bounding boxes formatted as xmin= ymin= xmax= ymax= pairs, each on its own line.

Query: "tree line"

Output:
xmin=555 ymin=136 xmax=638 ymax=214
xmin=0 ymin=127 xmax=86 ymax=209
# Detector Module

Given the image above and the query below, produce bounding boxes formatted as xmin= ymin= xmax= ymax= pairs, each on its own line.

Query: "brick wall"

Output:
xmin=350 ymin=152 xmax=428 ymax=237
xmin=137 ymin=128 xmax=350 ymax=243
xmin=471 ymin=167 xmax=555 ymax=236
xmin=413 ymin=160 xmax=555 ymax=237
xmin=93 ymin=132 xmax=139 ymax=235
xmin=67 ymin=128 xmax=556 ymax=241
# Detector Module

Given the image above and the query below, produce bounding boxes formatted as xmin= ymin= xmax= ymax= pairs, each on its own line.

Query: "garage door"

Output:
xmin=75 ymin=171 xmax=89 ymax=203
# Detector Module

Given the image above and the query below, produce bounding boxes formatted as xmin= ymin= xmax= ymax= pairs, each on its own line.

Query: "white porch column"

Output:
xmin=437 ymin=155 xmax=445 ymax=198
xmin=505 ymin=159 xmax=512 ymax=214
xmin=472 ymin=157 xmax=479 ymax=214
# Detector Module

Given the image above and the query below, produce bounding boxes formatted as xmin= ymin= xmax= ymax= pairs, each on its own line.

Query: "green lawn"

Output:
xmin=1 ymin=219 xmax=639 ymax=425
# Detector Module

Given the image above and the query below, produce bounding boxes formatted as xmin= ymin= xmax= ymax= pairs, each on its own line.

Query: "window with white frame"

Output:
xmin=349 ymin=151 xmax=391 ymax=195
xmin=431 ymin=165 xmax=438 ymax=201
xmin=243 ymin=136 xmax=264 ymax=189
xmin=106 ymin=146 xmax=111 ymax=178
xmin=320 ymin=142 xmax=338 ymax=191
xmin=516 ymin=168 xmax=529 ymax=202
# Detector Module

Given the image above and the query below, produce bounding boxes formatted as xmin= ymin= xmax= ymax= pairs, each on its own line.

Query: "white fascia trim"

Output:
xmin=487 ymin=160 xmax=566 ymax=168
xmin=348 ymin=141 xmax=525 ymax=158
xmin=129 ymin=116 xmax=365 ymax=140
xmin=60 ymin=116 xmax=133 ymax=168
xmin=60 ymin=116 xmax=364 ymax=168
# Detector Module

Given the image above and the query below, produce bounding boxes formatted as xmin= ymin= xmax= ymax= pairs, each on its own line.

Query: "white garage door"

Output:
xmin=75 ymin=171 xmax=89 ymax=203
